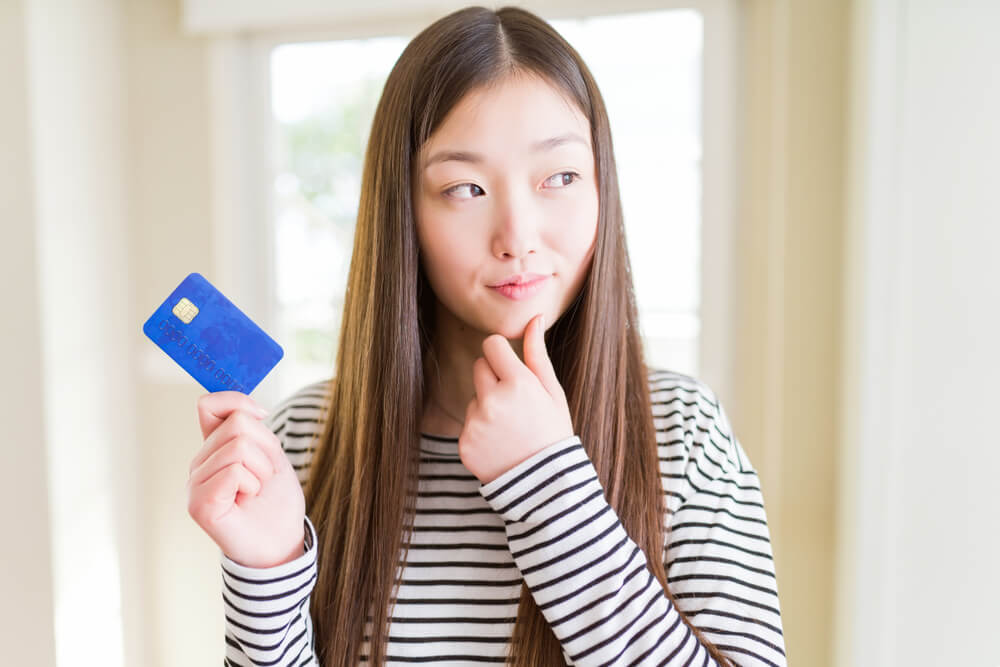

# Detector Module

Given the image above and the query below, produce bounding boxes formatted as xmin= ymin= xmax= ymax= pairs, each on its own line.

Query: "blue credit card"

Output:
xmin=142 ymin=272 xmax=284 ymax=394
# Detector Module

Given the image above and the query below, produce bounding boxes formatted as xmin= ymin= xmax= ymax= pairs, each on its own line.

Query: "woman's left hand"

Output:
xmin=459 ymin=313 xmax=576 ymax=485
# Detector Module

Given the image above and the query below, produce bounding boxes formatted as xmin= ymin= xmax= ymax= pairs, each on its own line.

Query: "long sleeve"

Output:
xmin=218 ymin=383 xmax=330 ymax=667
xmin=220 ymin=516 xmax=320 ymax=666
xmin=660 ymin=391 xmax=785 ymax=666
xmin=478 ymin=384 xmax=785 ymax=666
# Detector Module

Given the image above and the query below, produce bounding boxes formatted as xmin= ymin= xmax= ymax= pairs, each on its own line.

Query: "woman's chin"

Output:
xmin=488 ymin=314 xmax=542 ymax=341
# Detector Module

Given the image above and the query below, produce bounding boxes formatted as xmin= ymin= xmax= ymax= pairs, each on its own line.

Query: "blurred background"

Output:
xmin=2 ymin=0 xmax=997 ymax=665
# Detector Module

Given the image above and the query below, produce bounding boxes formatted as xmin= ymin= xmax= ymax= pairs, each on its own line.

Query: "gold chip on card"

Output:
xmin=172 ymin=297 xmax=199 ymax=324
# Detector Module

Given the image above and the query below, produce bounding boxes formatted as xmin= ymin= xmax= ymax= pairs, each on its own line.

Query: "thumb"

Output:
xmin=523 ymin=313 xmax=561 ymax=397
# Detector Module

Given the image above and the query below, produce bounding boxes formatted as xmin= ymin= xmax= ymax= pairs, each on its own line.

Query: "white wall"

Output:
xmin=0 ymin=0 xmax=58 ymax=662
xmin=21 ymin=0 xmax=139 ymax=664
xmin=1 ymin=0 xmax=141 ymax=665
xmin=836 ymin=1 xmax=1000 ymax=665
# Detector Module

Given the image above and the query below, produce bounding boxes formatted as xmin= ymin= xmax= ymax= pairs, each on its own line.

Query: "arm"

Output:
xmin=219 ymin=385 xmax=329 ymax=666
xmin=660 ymin=390 xmax=786 ymax=666
xmin=221 ymin=517 xmax=319 ymax=667
xmin=478 ymin=393 xmax=785 ymax=666
xmin=480 ymin=437 xmax=715 ymax=666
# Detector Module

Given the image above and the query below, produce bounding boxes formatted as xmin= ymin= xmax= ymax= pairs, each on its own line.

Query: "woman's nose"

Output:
xmin=491 ymin=194 xmax=541 ymax=259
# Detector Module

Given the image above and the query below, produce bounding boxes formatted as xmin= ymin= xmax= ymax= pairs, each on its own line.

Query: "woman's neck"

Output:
xmin=421 ymin=308 xmax=524 ymax=438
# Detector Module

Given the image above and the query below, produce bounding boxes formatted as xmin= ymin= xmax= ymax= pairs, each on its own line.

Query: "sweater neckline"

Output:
xmin=418 ymin=432 xmax=460 ymax=459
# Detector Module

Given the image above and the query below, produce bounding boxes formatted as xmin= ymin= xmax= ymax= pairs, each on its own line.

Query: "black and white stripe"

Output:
xmin=220 ymin=370 xmax=786 ymax=666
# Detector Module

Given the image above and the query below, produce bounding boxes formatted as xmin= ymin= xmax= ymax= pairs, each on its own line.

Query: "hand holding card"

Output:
xmin=187 ymin=391 xmax=307 ymax=569
xmin=143 ymin=273 xmax=303 ymax=568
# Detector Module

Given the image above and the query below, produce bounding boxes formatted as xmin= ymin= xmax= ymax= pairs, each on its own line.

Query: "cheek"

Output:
xmin=557 ymin=193 xmax=599 ymax=263
xmin=417 ymin=218 xmax=478 ymax=288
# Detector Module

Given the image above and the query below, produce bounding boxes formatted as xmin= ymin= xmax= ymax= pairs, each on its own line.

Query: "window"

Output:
xmin=268 ymin=9 xmax=704 ymax=400
xmin=270 ymin=36 xmax=409 ymax=398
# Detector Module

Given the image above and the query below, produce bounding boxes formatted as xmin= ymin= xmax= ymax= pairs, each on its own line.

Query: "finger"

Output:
xmin=481 ymin=334 xmax=523 ymax=382
xmin=191 ymin=411 xmax=285 ymax=476
xmin=197 ymin=391 xmax=269 ymax=440
xmin=472 ymin=356 xmax=499 ymax=401
xmin=523 ymin=313 xmax=561 ymax=396
xmin=189 ymin=434 xmax=276 ymax=488
xmin=195 ymin=462 xmax=262 ymax=515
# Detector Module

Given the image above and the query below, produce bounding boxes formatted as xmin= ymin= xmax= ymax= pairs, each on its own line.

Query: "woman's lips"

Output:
xmin=489 ymin=276 xmax=549 ymax=300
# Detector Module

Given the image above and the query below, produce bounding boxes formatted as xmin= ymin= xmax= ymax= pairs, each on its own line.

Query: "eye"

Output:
xmin=543 ymin=171 xmax=581 ymax=189
xmin=442 ymin=171 xmax=581 ymax=200
xmin=443 ymin=183 xmax=485 ymax=200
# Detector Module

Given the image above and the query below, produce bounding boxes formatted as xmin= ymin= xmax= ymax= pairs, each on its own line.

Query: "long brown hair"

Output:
xmin=302 ymin=5 xmax=733 ymax=665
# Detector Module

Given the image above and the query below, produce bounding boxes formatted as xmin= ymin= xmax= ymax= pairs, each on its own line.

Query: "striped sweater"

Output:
xmin=220 ymin=369 xmax=786 ymax=666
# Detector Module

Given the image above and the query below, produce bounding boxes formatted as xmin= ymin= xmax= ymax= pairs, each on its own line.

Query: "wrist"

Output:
xmin=259 ymin=528 xmax=306 ymax=568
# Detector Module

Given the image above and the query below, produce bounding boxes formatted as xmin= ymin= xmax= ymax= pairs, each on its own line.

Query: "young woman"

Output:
xmin=187 ymin=6 xmax=786 ymax=666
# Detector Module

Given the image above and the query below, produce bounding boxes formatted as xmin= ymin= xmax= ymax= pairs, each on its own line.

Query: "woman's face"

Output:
xmin=414 ymin=73 xmax=599 ymax=342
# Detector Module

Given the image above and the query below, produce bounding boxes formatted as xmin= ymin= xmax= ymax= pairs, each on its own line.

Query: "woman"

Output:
xmin=187 ymin=5 xmax=786 ymax=665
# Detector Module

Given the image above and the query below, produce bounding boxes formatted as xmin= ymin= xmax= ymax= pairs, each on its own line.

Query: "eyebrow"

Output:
xmin=421 ymin=132 xmax=590 ymax=170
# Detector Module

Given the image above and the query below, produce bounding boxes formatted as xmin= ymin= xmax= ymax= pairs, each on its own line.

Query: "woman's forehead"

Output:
xmin=419 ymin=77 xmax=591 ymax=168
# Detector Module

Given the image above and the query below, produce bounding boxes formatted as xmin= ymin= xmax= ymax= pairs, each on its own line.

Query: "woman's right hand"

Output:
xmin=187 ymin=391 xmax=307 ymax=569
